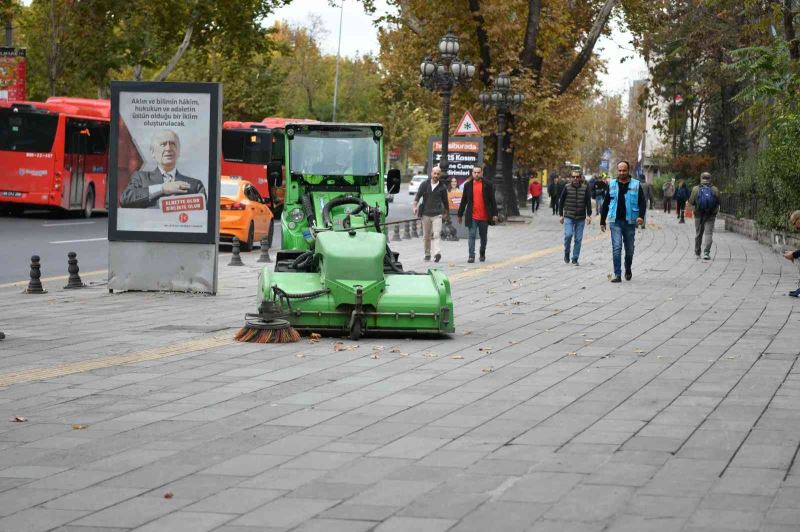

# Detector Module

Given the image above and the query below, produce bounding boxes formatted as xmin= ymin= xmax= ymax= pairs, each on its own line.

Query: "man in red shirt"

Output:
xmin=457 ymin=165 xmax=499 ymax=263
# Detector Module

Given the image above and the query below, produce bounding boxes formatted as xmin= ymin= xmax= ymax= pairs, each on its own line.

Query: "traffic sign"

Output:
xmin=454 ymin=111 xmax=481 ymax=136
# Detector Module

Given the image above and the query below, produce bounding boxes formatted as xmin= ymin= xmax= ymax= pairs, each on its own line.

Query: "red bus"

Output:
xmin=221 ymin=117 xmax=317 ymax=216
xmin=0 ymin=97 xmax=110 ymax=217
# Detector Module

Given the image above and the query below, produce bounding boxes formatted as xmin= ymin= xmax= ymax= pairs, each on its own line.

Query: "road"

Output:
xmin=0 ymin=184 xmax=416 ymax=286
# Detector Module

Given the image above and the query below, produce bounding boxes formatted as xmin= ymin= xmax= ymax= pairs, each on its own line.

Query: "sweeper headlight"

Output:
xmin=289 ymin=208 xmax=304 ymax=223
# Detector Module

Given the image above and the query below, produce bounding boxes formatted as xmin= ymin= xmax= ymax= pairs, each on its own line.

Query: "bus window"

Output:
xmin=0 ymin=108 xmax=59 ymax=153
xmin=66 ymin=119 xmax=109 ymax=155
xmin=222 ymin=129 xmax=271 ymax=164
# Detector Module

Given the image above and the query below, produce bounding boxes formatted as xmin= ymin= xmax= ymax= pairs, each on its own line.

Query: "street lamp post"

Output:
xmin=420 ymin=30 xmax=475 ymax=179
xmin=479 ymin=73 xmax=524 ymax=220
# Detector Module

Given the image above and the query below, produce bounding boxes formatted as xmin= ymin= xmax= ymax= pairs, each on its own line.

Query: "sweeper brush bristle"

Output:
xmin=234 ymin=315 xmax=301 ymax=343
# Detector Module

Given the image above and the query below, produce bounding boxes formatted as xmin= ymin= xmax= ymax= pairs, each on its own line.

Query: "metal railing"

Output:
xmin=719 ymin=194 xmax=760 ymax=220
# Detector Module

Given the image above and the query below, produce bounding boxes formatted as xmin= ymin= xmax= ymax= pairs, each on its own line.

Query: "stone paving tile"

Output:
xmin=2 ymin=210 xmax=800 ymax=530
xmin=0 ymin=508 xmax=89 ymax=532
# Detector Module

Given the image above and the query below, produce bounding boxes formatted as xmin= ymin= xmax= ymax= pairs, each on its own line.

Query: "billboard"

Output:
xmin=427 ymin=136 xmax=484 ymax=186
xmin=108 ymin=81 xmax=220 ymax=244
xmin=0 ymin=48 xmax=27 ymax=101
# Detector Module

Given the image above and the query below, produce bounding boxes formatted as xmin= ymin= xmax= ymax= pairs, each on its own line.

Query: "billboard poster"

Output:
xmin=0 ymin=48 xmax=27 ymax=101
xmin=108 ymin=81 xmax=220 ymax=244
xmin=427 ymin=136 xmax=484 ymax=186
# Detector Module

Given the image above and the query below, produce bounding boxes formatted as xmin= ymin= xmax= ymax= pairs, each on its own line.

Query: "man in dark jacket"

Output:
xmin=413 ymin=165 xmax=449 ymax=262
xmin=559 ymin=170 xmax=592 ymax=265
xmin=548 ymin=175 xmax=558 ymax=215
xmin=457 ymin=165 xmax=498 ymax=263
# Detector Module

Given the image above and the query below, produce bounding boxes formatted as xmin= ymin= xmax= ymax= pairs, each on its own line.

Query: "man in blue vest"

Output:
xmin=600 ymin=161 xmax=647 ymax=282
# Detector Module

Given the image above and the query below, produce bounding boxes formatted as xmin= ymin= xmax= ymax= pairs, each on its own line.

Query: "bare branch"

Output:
xmin=784 ymin=0 xmax=799 ymax=61
xmin=558 ymin=0 xmax=618 ymax=95
xmin=152 ymin=20 xmax=194 ymax=82
xmin=396 ymin=0 xmax=424 ymax=35
xmin=519 ymin=0 xmax=543 ymax=80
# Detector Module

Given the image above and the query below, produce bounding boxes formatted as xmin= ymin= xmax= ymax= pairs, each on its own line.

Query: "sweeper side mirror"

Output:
xmin=386 ymin=169 xmax=401 ymax=195
xmin=267 ymin=161 xmax=282 ymax=187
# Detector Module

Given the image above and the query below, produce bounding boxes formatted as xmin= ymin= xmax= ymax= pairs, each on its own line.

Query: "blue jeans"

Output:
xmin=468 ymin=220 xmax=489 ymax=258
xmin=563 ymin=218 xmax=586 ymax=261
xmin=610 ymin=220 xmax=636 ymax=277
xmin=595 ymin=196 xmax=604 ymax=214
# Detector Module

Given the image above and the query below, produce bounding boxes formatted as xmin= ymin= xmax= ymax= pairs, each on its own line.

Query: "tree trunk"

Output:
xmin=784 ymin=0 xmax=799 ymax=61
xmin=468 ymin=0 xmax=492 ymax=85
xmin=519 ymin=0 xmax=543 ymax=81
xmin=558 ymin=0 xmax=618 ymax=94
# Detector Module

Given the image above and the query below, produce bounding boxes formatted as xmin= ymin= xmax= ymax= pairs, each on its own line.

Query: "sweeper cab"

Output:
xmin=236 ymin=122 xmax=455 ymax=342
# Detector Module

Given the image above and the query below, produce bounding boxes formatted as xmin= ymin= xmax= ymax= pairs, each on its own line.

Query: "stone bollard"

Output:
xmin=392 ymin=223 xmax=401 ymax=242
xmin=26 ymin=255 xmax=47 ymax=294
xmin=403 ymin=220 xmax=411 ymax=239
xmin=64 ymin=251 xmax=85 ymax=289
xmin=411 ymin=219 xmax=419 ymax=238
xmin=228 ymin=237 xmax=245 ymax=266
xmin=257 ymin=237 xmax=272 ymax=263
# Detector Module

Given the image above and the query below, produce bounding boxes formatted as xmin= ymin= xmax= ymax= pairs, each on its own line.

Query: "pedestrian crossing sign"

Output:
xmin=454 ymin=111 xmax=481 ymax=136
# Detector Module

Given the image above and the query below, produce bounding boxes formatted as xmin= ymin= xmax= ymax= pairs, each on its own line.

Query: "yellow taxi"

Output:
xmin=219 ymin=178 xmax=274 ymax=250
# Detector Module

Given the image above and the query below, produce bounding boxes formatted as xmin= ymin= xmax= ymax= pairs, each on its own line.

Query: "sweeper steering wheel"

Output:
xmin=321 ymin=196 xmax=373 ymax=229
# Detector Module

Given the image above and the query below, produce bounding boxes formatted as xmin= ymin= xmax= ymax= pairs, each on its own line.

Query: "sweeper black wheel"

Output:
xmin=349 ymin=320 xmax=362 ymax=341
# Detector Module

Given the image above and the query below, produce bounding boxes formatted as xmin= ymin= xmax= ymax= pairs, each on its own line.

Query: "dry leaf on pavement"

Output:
xmin=10 ymin=416 xmax=27 ymax=422
xmin=71 ymin=424 xmax=88 ymax=430
xmin=567 ymin=352 xmax=578 ymax=356
xmin=482 ymin=367 xmax=494 ymax=373
xmin=451 ymin=355 xmax=464 ymax=360
xmin=163 ymin=492 xmax=174 ymax=499
xmin=370 ymin=354 xmax=380 ymax=359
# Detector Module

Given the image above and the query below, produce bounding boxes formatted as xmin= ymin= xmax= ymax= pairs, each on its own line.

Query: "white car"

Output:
xmin=408 ymin=175 xmax=428 ymax=195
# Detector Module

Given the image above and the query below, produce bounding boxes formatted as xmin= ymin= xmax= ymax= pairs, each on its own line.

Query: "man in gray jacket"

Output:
xmin=689 ymin=172 xmax=721 ymax=260
xmin=120 ymin=129 xmax=206 ymax=208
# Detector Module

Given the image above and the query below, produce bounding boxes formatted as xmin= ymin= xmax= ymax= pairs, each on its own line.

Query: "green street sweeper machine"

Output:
xmin=236 ymin=122 xmax=454 ymax=342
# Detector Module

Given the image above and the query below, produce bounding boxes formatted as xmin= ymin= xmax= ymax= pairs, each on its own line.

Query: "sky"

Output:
xmin=266 ymin=0 xmax=649 ymax=96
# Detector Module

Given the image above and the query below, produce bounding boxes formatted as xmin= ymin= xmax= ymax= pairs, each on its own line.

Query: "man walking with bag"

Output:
xmin=458 ymin=165 xmax=498 ymax=263
xmin=600 ymin=161 xmax=647 ymax=282
xmin=663 ymin=179 xmax=674 ymax=214
xmin=689 ymin=172 xmax=721 ymax=260
xmin=559 ymin=169 xmax=592 ymax=265
xmin=413 ymin=165 xmax=449 ymax=263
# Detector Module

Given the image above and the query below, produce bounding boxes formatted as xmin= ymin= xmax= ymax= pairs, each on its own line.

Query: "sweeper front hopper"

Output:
xmin=236 ymin=122 xmax=455 ymax=342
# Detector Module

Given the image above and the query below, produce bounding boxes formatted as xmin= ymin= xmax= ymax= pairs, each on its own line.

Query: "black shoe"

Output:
xmin=467 ymin=256 xmax=475 ymax=263
xmin=611 ymin=276 xmax=621 ymax=283
xmin=789 ymin=288 xmax=800 ymax=298
xmin=564 ymin=252 xmax=570 ymax=264
xmin=571 ymin=259 xmax=578 ymax=266
xmin=479 ymin=255 xmax=486 ymax=262
xmin=625 ymin=271 xmax=632 ymax=281
xmin=703 ymin=252 xmax=710 ymax=261
xmin=679 ymin=219 xmax=685 ymax=224
xmin=695 ymin=251 xmax=701 ymax=258
xmin=434 ymin=253 xmax=441 ymax=263
xmin=424 ymin=255 xmax=431 ymax=261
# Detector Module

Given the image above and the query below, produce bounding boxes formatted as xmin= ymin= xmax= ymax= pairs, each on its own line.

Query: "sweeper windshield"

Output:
xmin=290 ymin=127 xmax=379 ymax=177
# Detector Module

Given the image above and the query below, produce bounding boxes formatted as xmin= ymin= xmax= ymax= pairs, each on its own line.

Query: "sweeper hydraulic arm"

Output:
xmin=236 ymin=122 xmax=454 ymax=342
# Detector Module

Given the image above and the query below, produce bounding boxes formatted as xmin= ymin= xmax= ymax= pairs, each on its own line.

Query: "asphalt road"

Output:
xmin=0 ymin=184 xmax=416 ymax=286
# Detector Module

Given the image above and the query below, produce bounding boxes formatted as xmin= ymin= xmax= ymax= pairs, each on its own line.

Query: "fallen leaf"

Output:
xmin=390 ymin=348 xmax=401 ymax=353
xmin=567 ymin=352 xmax=578 ymax=356
xmin=464 ymin=331 xmax=473 ymax=335
xmin=634 ymin=349 xmax=644 ymax=354
xmin=423 ymin=352 xmax=438 ymax=358
xmin=163 ymin=492 xmax=174 ymax=499
xmin=309 ymin=332 xmax=321 ymax=343
xmin=71 ymin=424 xmax=88 ymax=430
xmin=370 ymin=354 xmax=380 ymax=359
xmin=478 ymin=347 xmax=493 ymax=352
xmin=656 ymin=356 xmax=664 ymax=359
xmin=10 ymin=416 xmax=27 ymax=422
xmin=295 ymin=353 xmax=305 ymax=358
xmin=451 ymin=355 xmax=464 ymax=360
xmin=482 ymin=367 xmax=494 ymax=372
xmin=580 ymin=333 xmax=587 ymax=337
xmin=334 ymin=342 xmax=346 ymax=352
xmin=607 ymin=274 xmax=612 ymax=280
xmin=726 ymin=356 xmax=736 ymax=359
xmin=584 ymin=339 xmax=593 ymax=343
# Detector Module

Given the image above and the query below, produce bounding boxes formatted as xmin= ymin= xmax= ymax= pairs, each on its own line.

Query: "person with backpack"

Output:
xmin=675 ymin=179 xmax=690 ymax=223
xmin=784 ymin=210 xmax=800 ymax=297
xmin=662 ymin=179 xmax=675 ymax=214
xmin=689 ymin=172 xmax=721 ymax=260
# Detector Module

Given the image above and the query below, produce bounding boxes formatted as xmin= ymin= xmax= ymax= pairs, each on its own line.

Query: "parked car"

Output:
xmin=408 ymin=174 xmax=428 ymax=195
xmin=219 ymin=178 xmax=273 ymax=251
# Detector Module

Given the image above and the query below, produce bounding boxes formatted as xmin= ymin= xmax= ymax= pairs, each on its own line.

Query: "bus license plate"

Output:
xmin=1 ymin=191 xmax=23 ymax=197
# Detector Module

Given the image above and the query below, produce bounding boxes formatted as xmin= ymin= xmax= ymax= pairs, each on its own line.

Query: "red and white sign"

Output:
xmin=0 ymin=48 xmax=27 ymax=101
xmin=159 ymin=193 xmax=205 ymax=213
xmin=454 ymin=111 xmax=481 ymax=136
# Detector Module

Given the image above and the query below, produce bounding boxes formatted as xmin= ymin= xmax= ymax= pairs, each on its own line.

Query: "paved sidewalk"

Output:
xmin=0 ymin=209 xmax=799 ymax=531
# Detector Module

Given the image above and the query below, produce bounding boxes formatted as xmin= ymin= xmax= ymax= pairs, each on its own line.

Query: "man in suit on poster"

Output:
xmin=120 ymin=129 xmax=206 ymax=208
